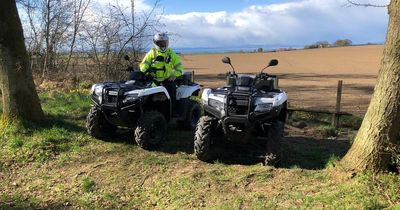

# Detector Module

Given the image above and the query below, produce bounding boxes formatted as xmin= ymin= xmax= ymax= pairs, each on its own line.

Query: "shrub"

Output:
xmin=323 ymin=125 xmax=338 ymax=137
xmin=81 ymin=177 xmax=96 ymax=193
xmin=334 ymin=39 xmax=352 ymax=47
xmin=304 ymin=41 xmax=330 ymax=49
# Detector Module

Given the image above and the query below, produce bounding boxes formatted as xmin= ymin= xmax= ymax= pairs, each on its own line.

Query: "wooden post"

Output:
xmin=332 ymin=80 xmax=343 ymax=128
xmin=192 ymin=70 xmax=195 ymax=83
xmin=287 ymin=101 xmax=292 ymax=121
xmin=274 ymin=76 xmax=279 ymax=89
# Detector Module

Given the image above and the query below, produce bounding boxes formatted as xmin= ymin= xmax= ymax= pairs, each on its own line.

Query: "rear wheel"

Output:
xmin=194 ymin=116 xmax=218 ymax=162
xmin=180 ymin=99 xmax=202 ymax=130
xmin=265 ymin=120 xmax=284 ymax=166
xmin=135 ymin=111 xmax=167 ymax=150
xmin=86 ymin=106 xmax=117 ymax=139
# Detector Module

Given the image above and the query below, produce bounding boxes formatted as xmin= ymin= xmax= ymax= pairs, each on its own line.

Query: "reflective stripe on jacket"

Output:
xmin=139 ymin=48 xmax=184 ymax=82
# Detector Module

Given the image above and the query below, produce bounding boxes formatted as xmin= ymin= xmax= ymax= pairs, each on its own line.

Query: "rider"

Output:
xmin=139 ymin=32 xmax=184 ymax=116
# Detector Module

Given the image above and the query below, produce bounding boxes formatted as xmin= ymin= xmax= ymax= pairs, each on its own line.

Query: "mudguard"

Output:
xmin=176 ymin=84 xmax=201 ymax=100
xmin=124 ymin=86 xmax=170 ymax=99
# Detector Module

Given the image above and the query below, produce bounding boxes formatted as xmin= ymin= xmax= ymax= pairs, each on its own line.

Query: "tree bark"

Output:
xmin=0 ymin=0 xmax=44 ymax=121
xmin=341 ymin=0 xmax=400 ymax=172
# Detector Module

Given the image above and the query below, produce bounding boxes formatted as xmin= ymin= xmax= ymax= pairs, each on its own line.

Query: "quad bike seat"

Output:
xmin=175 ymin=71 xmax=194 ymax=85
xmin=255 ymin=79 xmax=274 ymax=92
xmin=236 ymin=75 xmax=255 ymax=87
xmin=128 ymin=71 xmax=148 ymax=81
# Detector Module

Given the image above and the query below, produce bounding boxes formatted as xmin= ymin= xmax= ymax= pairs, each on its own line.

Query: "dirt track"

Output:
xmin=181 ymin=45 xmax=384 ymax=116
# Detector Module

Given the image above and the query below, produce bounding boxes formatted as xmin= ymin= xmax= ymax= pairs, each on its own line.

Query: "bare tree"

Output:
xmin=16 ymin=0 xmax=164 ymax=83
xmin=340 ymin=0 xmax=400 ymax=172
xmin=0 ymin=0 xmax=44 ymax=121
xmin=18 ymin=0 xmax=74 ymax=78
xmin=81 ymin=0 xmax=163 ymax=81
xmin=42 ymin=0 xmax=74 ymax=78
xmin=345 ymin=0 xmax=388 ymax=7
xmin=64 ymin=0 xmax=91 ymax=72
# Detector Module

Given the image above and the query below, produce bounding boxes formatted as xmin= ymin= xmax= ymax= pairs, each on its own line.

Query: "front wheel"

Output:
xmin=86 ymin=106 xmax=117 ymax=139
xmin=179 ymin=99 xmax=202 ymax=130
xmin=265 ymin=121 xmax=284 ymax=167
xmin=135 ymin=111 xmax=167 ymax=150
xmin=194 ymin=116 xmax=218 ymax=162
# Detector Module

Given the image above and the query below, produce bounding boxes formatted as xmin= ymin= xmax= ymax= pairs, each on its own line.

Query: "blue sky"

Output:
xmin=162 ymin=0 xmax=292 ymax=13
xmin=98 ymin=0 xmax=390 ymax=49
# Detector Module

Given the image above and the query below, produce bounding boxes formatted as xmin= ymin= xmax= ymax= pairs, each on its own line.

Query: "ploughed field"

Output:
xmin=182 ymin=45 xmax=383 ymax=116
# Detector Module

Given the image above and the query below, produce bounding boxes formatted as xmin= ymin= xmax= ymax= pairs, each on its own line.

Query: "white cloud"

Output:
xmin=162 ymin=0 xmax=390 ymax=48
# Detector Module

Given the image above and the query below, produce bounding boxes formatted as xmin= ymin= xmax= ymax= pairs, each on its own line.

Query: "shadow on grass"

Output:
xmin=281 ymin=136 xmax=350 ymax=169
xmin=159 ymin=130 xmax=195 ymax=154
xmin=207 ymin=136 xmax=350 ymax=169
xmin=95 ymin=125 xmax=196 ymax=153
xmin=95 ymin=128 xmax=135 ymax=144
xmin=28 ymin=113 xmax=351 ymax=170
xmin=0 ymin=200 xmax=72 ymax=210
xmin=212 ymin=142 xmax=267 ymax=166
xmin=21 ymin=114 xmax=86 ymax=133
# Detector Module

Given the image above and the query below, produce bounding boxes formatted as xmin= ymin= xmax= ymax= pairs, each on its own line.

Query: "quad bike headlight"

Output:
xmin=255 ymin=97 xmax=274 ymax=113
xmin=208 ymin=98 xmax=225 ymax=110
xmin=91 ymin=84 xmax=104 ymax=103
xmin=123 ymin=93 xmax=139 ymax=103
xmin=201 ymin=88 xmax=211 ymax=105
xmin=91 ymin=84 xmax=104 ymax=97
xmin=255 ymin=103 xmax=273 ymax=113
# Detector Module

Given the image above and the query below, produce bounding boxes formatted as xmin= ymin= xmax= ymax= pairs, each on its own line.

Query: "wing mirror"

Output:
xmin=261 ymin=59 xmax=279 ymax=73
xmin=222 ymin=57 xmax=231 ymax=64
xmin=268 ymin=59 xmax=278 ymax=67
xmin=222 ymin=56 xmax=235 ymax=74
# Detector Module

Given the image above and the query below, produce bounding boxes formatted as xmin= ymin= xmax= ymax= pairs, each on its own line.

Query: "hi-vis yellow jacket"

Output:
xmin=139 ymin=48 xmax=184 ymax=82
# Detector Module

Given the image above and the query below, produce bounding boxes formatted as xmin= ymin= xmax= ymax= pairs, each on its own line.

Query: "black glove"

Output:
xmin=126 ymin=66 xmax=134 ymax=71
xmin=146 ymin=67 xmax=156 ymax=73
xmin=165 ymin=55 xmax=171 ymax=63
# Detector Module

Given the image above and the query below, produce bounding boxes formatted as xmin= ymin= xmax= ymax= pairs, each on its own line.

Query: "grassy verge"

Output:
xmin=0 ymin=90 xmax=399 ymax=209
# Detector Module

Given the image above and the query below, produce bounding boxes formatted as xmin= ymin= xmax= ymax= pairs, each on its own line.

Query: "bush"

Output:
xmin=315 ymin=125 xmax=338 ymax=137
xmin=334 ymin=39 xmax=352 ymax=47
xmin=81 ymin=177 xmax=96 ymax=193
xmin=304 ymin=41 xmax=330 ymax=49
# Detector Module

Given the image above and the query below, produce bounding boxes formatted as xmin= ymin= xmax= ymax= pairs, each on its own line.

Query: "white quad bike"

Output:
xmin=194 ymin=57 xmax=288 ymax=166
xmin=86 ymin=55 xmax=201 ymax=150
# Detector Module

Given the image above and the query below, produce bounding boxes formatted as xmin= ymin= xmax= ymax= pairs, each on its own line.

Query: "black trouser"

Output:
xmin=158 ymin=80 xmax=177 ymax=116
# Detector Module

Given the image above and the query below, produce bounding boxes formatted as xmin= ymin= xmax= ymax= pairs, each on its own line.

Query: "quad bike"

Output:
xmin=86 ymin=55 xmax=201 ymax=150
xmin=194 ymin=57 xmax=288 ymax=165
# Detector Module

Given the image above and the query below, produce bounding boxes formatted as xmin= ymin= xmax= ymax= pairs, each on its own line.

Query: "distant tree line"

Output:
xmin=304 ymin=39 xmax=353 ymax=49
xmin=252 ymin=39 xmax=354 ymax=54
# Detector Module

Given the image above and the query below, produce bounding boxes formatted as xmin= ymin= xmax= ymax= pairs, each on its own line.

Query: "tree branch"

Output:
xmin=345 ymin=0 xmax=388 ymax=8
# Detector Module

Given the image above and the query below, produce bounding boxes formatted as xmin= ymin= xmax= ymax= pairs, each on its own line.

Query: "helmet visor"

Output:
xmin=155 ymin=40 xmax=167 ymax=49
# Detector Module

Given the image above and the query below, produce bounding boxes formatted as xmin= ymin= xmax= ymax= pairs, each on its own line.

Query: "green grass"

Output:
xmin=317 ymin=125 xmax=339 ymax=137
xmin=0 ymin=90 xmax=92 ymax=165
xmin=0 ymin=90 xmax=399 ymax=209
xmin=81 ymin=177 xmax=96 ymax=193
xmin=289 ymin=109 xmax=363 ymax=131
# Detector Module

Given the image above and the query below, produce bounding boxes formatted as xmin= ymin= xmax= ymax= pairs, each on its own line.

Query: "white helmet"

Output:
xmin=153 ymin=32 xmax=169 ymax=52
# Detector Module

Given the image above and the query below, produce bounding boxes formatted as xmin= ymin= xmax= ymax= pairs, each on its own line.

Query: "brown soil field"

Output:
xmin=181 ymin=45 xmax=384 ymax=116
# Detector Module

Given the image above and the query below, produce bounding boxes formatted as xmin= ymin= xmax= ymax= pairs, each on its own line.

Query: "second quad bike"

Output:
xmin=86 ymin=55 xmax=201 ymax=150
xmin=194 ymin=57 xmax=288 ymax=165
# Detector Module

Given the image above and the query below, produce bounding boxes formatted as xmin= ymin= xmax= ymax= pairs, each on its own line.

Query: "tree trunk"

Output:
xmin=341 ymin=0 xmax=400 ymax=172
xmin=0 ymin=0 xmax=44 ymax=121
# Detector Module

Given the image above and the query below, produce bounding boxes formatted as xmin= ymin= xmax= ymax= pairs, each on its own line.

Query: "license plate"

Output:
xmin=108 ymin=91 xmax=118 ymax=96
